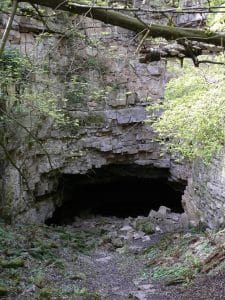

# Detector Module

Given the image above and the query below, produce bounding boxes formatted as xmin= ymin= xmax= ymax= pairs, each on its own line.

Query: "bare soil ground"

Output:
xmin=0 ymin=216 xmax=225 ymax=299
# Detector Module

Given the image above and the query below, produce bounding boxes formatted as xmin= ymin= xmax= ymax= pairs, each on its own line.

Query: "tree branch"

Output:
xmin=0 ymin=108 xmax=53 ymax=169
xmin=198 ymin=60 xmax=225 ymax=65
xmin=29 ymin=3 xmax=52 ymax=32
xmin=17 ymin=0 xmax=225 ymax=47
xmin=139 ymin=40 xmax=223 ymax=63
xmin=0 ymin=0 xmax=18 ymax=56
xmin=0 ymin=137 xmax=34 ymax=200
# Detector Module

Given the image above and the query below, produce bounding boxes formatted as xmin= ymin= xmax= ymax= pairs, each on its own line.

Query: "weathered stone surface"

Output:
xmin=2 ymin=9 xmax=221 ymax=229
xmin=183 ymin=150 xmax=225 ymax=229
xmin=134 ymin=206 xmax=190 ymax=233
xmin=158 ymin=206 xmax=171 ymax=216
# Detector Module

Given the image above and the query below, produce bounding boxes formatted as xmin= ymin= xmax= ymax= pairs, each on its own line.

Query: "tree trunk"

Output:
xmin=21 ymin=0 xmax=225 ymax=46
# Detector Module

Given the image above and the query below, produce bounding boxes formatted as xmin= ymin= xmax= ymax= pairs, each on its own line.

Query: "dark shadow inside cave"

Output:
xmin=46 ymin=165 xmax=185 ymax=225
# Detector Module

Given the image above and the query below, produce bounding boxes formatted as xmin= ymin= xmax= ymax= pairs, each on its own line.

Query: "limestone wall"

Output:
xmin=0 ymin=10 xmax=192 ymax=223
xmin=183 ymin=150 xmax=225 ymax=229
xmin=1 ymin=7 xmax=219 ymax=227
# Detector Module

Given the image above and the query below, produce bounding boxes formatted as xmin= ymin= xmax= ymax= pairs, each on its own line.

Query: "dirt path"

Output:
xmin=69 ymin=216 xmax=170 ymax=299
xmin=75 ymin=249 xmax=170 ymax=299
xmin=1 ymin=216 xmax=225 ymax=299
xmin=69 ymin=216 xmax=225 ymax=300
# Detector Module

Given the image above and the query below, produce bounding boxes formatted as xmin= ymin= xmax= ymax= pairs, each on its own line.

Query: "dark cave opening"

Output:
xmin=46 ymin=166 xmax=185 ymax=225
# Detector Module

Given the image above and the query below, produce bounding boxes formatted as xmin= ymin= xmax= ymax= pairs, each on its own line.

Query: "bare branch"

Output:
xmin=139 ymin=41 xmax=223 ymax=63
xmin=0 ymin=136 xmax=34 ymax=200
xmin=29 ymin=3 xmax=52 ymax=32
xmin=19 ymin=0 xmax=225 ymax=47
xmin=57 ymin=4 xmax=225 ymax=14
xmin=198 ymin=60 xmax=225 ymax=65
xmin=0 ymin=0 xmax=18 ymax=56
xmin=0 ymin=108 xmax=53 ymax=169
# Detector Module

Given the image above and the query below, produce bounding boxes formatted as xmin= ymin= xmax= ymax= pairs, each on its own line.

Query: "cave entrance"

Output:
xmin=46 ymin=165 xmax=185 ymax=225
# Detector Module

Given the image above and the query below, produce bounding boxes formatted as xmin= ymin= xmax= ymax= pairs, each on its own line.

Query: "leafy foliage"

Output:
xmin=147 ymin=59 xmax=225 ymax=162
xmin=208 ymin=0 xmax=225 ymax=6
xmin=144 ymin=231 xmax=214 ymax=285
xmin=0 ymin=222 xmax=98 ymax=298
xmin=0 ymin=49 xmax=69 ymax=128
xmin=0 ymin=0 xmax=10 ymax=10
xmin=65 ymin=75 xmax=110 ymax=108
xmin=0 ymin=48 xmax=29 ymax=100
xmin=207 ymin=1 xmax=225 ymax=31
xmin=0 ymin=48 xmax=28 ymax=76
